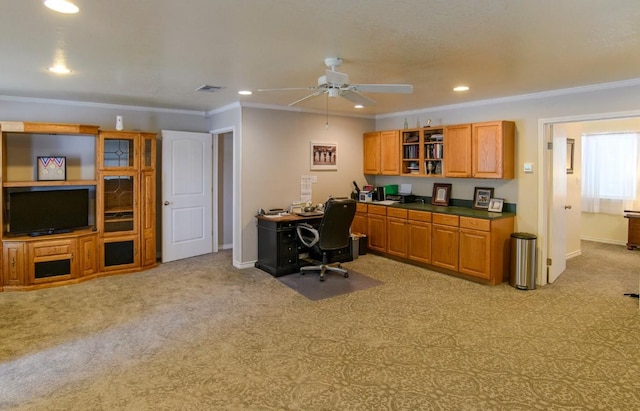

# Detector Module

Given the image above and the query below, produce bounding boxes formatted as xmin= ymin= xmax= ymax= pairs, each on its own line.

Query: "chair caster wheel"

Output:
xmin=344 ymin=272 xmax=349 ymax=278
xmin=319 ymin=277 xmax=325 ymax=282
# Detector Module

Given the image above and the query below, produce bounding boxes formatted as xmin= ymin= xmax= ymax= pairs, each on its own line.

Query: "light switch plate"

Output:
xmin=523 ymin=162 xmax=533 ymax=173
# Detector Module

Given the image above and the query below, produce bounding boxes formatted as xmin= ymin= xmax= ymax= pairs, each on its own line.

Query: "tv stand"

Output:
xmin=0 ymin=121 xmax=157 ymax=292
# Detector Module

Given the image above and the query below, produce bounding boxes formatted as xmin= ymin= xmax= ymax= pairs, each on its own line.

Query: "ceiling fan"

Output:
xmin=257 ymin=57 xmax=413 ymax=107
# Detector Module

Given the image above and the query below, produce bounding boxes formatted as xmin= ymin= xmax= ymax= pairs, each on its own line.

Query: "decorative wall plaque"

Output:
xmin=37 ymin=156 xmax=66 ymax=181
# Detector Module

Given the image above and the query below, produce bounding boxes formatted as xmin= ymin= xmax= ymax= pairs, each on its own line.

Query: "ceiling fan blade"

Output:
xmin=288 ymin=90 xmax=326 ymax=106
xmin=325 ymin=69 xmax=349 ymax=86
xmin=340 ymin=90 xmax=376 ymax=107
xmin=257 ymin=87 xmax=316 ymax=92
xmin=350 ymin=84 xmax=414 ymax=94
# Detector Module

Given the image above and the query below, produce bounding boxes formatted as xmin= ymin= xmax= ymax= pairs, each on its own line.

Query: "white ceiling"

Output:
xmin=2 ymin=0 xmax=640 ymax=116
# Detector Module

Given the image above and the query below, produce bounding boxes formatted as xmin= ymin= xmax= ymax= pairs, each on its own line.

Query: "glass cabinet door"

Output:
xmin=102 ymin=174 xmax=138 ymax=233
xmin=100 ymin=132 xmax=138 ymax=169
xmin=141 ymin=133 xmax=156 ymax=170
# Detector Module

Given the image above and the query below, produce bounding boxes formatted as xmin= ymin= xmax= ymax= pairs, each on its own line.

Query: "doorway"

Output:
xmin=540 ymin=110 xmax=640 ymax=285
xmin=213 ymin=131 xmax=233 ymax=251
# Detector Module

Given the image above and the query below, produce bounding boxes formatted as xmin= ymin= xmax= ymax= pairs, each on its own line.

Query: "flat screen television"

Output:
xmin=8 ymin=188 xmax=90 ymax=236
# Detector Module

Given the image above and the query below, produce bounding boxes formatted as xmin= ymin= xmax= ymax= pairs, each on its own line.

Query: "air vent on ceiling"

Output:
xmin=196 ymin=84 xmax=225 ymax=93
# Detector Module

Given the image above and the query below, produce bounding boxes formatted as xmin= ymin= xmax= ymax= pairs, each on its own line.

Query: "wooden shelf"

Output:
xmin=0 ymin=121 xmax=99 ymax=135
xmin=3 ymin=180 xmax=97 ymax=188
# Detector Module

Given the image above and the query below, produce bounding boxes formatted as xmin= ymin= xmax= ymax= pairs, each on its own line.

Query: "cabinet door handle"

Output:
xmin=11 ymin=257 xmax=15 ymax=268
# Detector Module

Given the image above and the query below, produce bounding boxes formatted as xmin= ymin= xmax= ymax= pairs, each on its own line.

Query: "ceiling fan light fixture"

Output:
xmin=43 ymin=0 xmax=79 ymax=14
xmin=328 ymin=88 xmax=340 ymax=98
xmin=354 ymin=104 xmax=364 ymax=109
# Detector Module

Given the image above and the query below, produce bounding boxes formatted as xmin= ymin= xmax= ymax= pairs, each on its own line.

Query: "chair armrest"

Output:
xmin=296 ymin=223 xmax=319 ymax=248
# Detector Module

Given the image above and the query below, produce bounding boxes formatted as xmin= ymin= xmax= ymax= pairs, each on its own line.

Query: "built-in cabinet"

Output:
xmin=0 ymin=122 xmax=156 ymax=291
xmin=363 ymin=130 xmax=400 ymax=175
xmin=366 ymin=204 xmax=387 ymax=252
xmin=365 ymin=120 xmax=515 ymax=179
xmin=98 ymin=130 xmax=156 ymax=273
xmin=357 ymin=204 xmax=514 ymax=285
xmin=351 ymin=202 xmax=368 ymax=235
xmin=401 ymin=128 xmax=445 ymax=177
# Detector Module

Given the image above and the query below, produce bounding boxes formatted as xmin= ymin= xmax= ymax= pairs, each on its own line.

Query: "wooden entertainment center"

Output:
xmin=0 ymin=121 xmax=156 ymax=291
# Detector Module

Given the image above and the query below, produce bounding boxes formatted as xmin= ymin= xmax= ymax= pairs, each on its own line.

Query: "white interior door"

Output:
xmin=161 ymin=130 xmax=212 ymax=263
xmin=548 ymin=126 xmax=568 ymax=282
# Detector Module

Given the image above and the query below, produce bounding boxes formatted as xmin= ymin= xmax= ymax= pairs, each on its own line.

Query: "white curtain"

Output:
xmin=581 ymin=132 xmax=640 ymax=214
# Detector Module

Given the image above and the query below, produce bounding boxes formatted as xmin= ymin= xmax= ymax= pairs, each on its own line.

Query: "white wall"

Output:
xmin=234 ymin=107 xmax=374 ymax=264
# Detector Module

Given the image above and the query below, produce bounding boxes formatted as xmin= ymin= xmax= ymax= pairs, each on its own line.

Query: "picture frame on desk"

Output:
xmin=473 ymin=187 xmax=494 ymax=209
xmin=310 ymin=142 xmax=337 ymax=170
xmin=431 ymin=183 xmax=452 ymax=206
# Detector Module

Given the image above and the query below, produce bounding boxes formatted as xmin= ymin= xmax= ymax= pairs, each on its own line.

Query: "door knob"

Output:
xmin=163 ymin=201 xmax=171 ymax=206
xmin=565 ymin=205 xmax=572 ymax=209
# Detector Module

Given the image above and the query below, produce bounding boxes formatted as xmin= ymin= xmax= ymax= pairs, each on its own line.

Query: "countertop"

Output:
xmin=366 ymin=201 xmax=516 ymax=220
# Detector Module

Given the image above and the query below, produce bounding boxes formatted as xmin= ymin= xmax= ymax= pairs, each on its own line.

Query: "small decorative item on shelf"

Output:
xmin=37 ymin=156 xmax=66 ymax=181
xmin=435 ymin=162 xmax=442 ymax=175
xmin=473 ymin=187 xmax=494 ymax=209
xmin=487 ymin=198 xmax=504 ymax=213
xmin=427 ymin=161 xmax=434 ymax=174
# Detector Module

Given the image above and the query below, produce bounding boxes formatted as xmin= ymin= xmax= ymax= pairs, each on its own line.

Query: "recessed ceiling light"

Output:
xmin=238 ymin=90 xmax=253 ymax=96
xmin=43 ymin=0 xmax=79 ymax=14
xmin=453 ymin=86 xmax=470 ymax=92
xmin=48 ymin=65 xmax=71 ymax=74
xmin=354 ymin=104 xmax=364 ymax=109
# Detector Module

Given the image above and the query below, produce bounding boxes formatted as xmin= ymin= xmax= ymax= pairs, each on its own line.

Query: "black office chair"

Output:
xmin=296 ymin=198 xmax=357 ymax=281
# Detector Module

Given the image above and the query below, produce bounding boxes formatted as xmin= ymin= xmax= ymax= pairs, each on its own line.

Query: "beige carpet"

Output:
xmin=0 ymin=241 xmax=639 ymax=410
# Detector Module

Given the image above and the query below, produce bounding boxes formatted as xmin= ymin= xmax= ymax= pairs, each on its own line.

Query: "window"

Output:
xmin=581 ymin=132 xmax=640 ymax=214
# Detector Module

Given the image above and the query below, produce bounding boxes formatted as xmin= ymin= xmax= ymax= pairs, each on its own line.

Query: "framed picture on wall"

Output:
xmin=473 ymin=187 xmax=494 ymax=209
xmin=310 ymin=142 xmax=337 ymax=170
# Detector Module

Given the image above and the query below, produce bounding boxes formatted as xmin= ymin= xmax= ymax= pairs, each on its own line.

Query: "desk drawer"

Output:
xmin=408 ymin=210 xmax=431 ymax=222
xmin=460 ymin=217 xmax=490 ymax=231
xmin=356 ymin=203 xmax=368 ymax=213
xmin=432 ymin=213 xmax=459 ymax=227
xmin=387 ymin=208 xmax=407 ymax=219
xmin=368 ymin=204 xmax=387 ymax=216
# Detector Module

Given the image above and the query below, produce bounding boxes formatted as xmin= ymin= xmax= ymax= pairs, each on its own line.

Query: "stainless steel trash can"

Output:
xmin=510 ymin=232 xmax=537 ymax=290
xmin=350 ymin=235 xmax=359 ymax=260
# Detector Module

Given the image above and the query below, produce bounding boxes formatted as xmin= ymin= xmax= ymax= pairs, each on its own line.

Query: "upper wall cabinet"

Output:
xmin=472 ymin=121 xmax=515 ymax=179
xmin=365 ymin=120 xmax=515 ymax=180
xmin=363 ymin=130 xmax=400 ymax=175
xmin=443 ymin=124 xmax=472 ymax=178
xmin=401 ymin=127 xmax=445 ymax=177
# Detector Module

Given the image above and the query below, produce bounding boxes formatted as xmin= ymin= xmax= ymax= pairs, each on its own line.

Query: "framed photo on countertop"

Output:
xmin=431 ymin=183 xmax=452 ymax=206
xmin=487 ymin=198 xmax=504 ymax=213
xmin=473 ymin=187 xmax=494 ymax=209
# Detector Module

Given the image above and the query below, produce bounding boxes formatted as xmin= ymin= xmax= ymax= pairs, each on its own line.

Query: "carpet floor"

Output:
xmin=0 ymin=240 xmax=639 ymax=410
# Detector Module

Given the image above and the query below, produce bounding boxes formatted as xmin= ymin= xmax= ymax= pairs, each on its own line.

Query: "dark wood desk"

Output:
xmin=255 ymin=214 xmax=352 ymax=276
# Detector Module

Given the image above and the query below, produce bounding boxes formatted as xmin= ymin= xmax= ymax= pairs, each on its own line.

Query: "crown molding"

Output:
xmin=377 ymin=78 xmax=640 ymax=120
xmin=0 ymin=95 xmax=206 ymax=116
